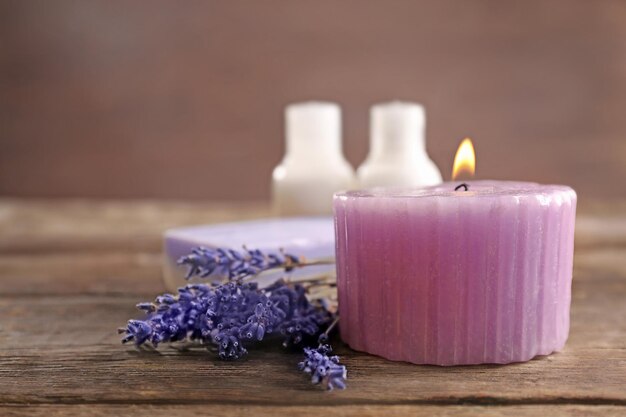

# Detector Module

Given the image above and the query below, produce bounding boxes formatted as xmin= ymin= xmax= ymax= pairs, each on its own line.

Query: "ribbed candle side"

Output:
xmin=556 ymin=190 xmax=577 ymax=349
xmin=485 ymin=202 xmax=504 ymax=363
xmin=334 ymin=183 xmax=577 ymax=366
xmin=333 ymin=198 xmax=349 ymax=344
xmin=464 ymin=197 xmax=492 ymax=364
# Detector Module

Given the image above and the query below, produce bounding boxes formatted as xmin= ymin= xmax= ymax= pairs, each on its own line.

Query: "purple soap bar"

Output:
xmin=163 ymin=217 xmax=335 ymax=291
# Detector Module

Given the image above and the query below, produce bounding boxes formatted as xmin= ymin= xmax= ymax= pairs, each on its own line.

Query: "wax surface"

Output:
xmin=334 ymin=181 xmax=577 ymax=365
xmin=163 ymin=217 xmax=335 ymax=291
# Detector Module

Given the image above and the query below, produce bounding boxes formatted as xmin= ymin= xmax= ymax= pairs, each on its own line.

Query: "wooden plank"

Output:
xmin=575 ymin=248 xmax=626 ymax=279
xmin=0 ymin=253 xmax=165 ymax=296
xmin=0 ymin=246 xmax=623 ymax=297
xmin=1 ymin=200 xmax=625 ymax=413
xmin=1 ymin=200 xmax=624 ymax=256
xmin=1 ymin=404 xmax=624 ymax=417
xmin=0 ymin=272 xmax=623 ymax=406
xmin=0 ymin=344 xmax=623 ymax=406
xmin=0 ymin=199 xmax=270 ymax=254
xmin=0 ymin=200 xmax=624 ymax=298
xmin=576 ymin=215 xmax=626 ymax=248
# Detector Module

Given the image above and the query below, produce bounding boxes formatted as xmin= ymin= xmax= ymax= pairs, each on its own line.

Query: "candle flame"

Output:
xmin=452 ymin=138 xmax=476 ymax=180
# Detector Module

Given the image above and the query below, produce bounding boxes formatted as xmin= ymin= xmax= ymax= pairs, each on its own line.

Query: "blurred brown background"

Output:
xmin=1 ymin=0 xmax=625 ymax=202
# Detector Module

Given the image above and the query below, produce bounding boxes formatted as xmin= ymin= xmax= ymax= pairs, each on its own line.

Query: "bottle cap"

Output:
xmin=285 ymin=102 xmax=341 ymax=154
xmin=370 ymin=101 xmax=425 ymax=155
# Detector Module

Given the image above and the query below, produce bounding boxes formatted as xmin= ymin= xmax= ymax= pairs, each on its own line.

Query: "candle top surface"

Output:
xmin=335 ymin=180 xmax=576 ymax=200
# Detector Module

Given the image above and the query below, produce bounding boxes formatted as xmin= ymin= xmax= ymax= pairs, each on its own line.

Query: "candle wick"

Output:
xmin=455 ymin=183 xmax=469 ymax=191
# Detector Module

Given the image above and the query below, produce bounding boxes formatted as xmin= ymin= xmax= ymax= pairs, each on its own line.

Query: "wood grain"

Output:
xmin=0 ymin=199 xmax=623 ymax=255
xmin=0 ymin=199 xmax=269 ymax=254
xmin=0 ymin=266 xmax=623 ymax=406
xmin=0 ymin=253 xmax=164 ymax=296
xmin=0 ymin=199 xmax=623 ymax=297
xmin=1 ymin=405 xmax=625 ymax=417
xmin=0 ymin=199 xmax=624 ymax=416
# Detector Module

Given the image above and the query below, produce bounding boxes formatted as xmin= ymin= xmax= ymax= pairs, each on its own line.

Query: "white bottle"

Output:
xmin=357 ymin=101 xmax=442 ymax=188
xmin=272 ymin=102 xmax=356 ymax=216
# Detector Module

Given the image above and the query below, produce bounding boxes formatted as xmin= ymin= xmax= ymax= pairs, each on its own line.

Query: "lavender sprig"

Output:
xmin=177 ymin=247 xmax=301 ymax=281
xmin=297 ymin=317 xmax=347 ymax=390
xmin=121 ymin=246 xmax=345 ymax=391
xmin=119 ymin=280 xmax=330 ymax=359
xmin=299 ymin=344 xmax=347 ymax=391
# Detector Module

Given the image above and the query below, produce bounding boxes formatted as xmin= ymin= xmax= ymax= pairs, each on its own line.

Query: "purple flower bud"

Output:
xmin=177 ymin=246 xmax=302 ymax=281
xmin=256 ymin=324 xmax=265 ymax=341
xmin=299 ymin=345 xmax=347 ymax=391
xmin=254 ymin=303 xmax=264 ymax=318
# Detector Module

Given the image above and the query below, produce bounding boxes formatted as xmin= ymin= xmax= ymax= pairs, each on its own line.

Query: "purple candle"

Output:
xmin=333 ymin=180 xmax=576 ymax=365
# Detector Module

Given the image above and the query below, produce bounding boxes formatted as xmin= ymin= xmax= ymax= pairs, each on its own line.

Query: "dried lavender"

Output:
xmin=120 ymin=280 xmax=329 ymax=359
xmin=177 ymin=246 xmax=302 ymax=280
xmin=299 ymin=344 xmax=347 ymax=391
xmin=120 ymin=246 xmax=346 ymax=390
xmin=298 ymin=317 xmax=347 ymax=390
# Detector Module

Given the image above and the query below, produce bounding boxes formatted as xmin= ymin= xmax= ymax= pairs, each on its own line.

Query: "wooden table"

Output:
xmin=1 ymin=199 xmax=624 ymax=416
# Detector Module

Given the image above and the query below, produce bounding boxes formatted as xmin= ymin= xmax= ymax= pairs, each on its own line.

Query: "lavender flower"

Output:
xmin=299 ymin=344 xmax=347 ymax=391
xmin=119 ymin=280 xmax=331 ymax=359
xmin=258 ymin=279 xmax=327 ymax=346
xmin=121 ymin=246 xmax=344 ymax=391
xmin=177 ymin=247 xmax=301 ymax=281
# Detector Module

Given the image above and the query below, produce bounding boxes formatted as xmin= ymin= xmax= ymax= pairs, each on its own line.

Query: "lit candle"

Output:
xmin=333 ymin=139 xmax=577 ymax=365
